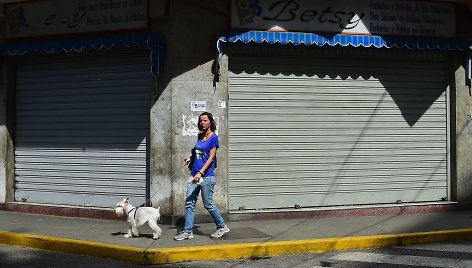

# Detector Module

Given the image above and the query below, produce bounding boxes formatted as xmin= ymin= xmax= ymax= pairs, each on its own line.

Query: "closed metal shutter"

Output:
xmin=228 ymin=53 xmax=448 ymax=210
xmin=15 ymin=47 xmax=150 ymax=207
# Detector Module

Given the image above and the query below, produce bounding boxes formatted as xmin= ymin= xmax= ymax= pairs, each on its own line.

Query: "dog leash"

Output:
xmin=136 ymin=169 xmax=184 ymax=208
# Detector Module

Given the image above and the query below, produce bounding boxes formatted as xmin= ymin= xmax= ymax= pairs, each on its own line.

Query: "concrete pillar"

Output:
xmin=454 ymin=53 xmax=472 ymax=204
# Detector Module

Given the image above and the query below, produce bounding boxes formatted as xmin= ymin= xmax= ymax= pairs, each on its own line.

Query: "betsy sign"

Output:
xmin=231 ymin=0 xmax=455 ymax=37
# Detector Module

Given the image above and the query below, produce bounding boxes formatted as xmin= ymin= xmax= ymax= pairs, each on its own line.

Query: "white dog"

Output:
xmin=113 ymin=197 xmax=162 ymax=240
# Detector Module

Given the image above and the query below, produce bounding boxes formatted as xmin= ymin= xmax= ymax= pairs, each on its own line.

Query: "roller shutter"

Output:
xmin=228 ymin=53 xmax=448 ymax=210
xmin=14 ymin=47 xmax=150 ymax=207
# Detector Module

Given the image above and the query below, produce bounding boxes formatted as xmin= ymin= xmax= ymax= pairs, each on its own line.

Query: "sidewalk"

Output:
xmin=1 ymin=208 xmax=472 ymax=265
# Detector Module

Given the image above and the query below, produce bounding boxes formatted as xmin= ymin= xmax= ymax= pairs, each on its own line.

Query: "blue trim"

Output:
xmin=1 ymin=32 xmax=164 ymax=76
xmin=219 ymin=30 xmax=472 ymax=51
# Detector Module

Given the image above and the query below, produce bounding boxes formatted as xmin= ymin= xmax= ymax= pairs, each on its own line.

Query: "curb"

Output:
xmin=2 ymin=229 xmax=472 ymax=265
xmin=0 ymin=231 xmax=145 ymax=264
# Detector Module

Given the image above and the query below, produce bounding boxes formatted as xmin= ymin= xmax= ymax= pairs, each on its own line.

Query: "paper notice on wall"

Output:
xmin=182 ymin=114 xmax=219 ymax=136
xmin=218 ymin=101 xmax=226 ymax=109
xmin=182 ymin=114 xmax=199 ymax=136
xmin=191 ymin=101 xmax=206 ymax=112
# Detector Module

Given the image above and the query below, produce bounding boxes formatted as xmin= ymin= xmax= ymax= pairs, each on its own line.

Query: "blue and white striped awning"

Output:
xmin=216 ymin=30 xmax=472 ymax=75
xmin=217 ymin=30 xmax=472 ymax=52
xmin=1 ymin=31 xmax=164 ymax=76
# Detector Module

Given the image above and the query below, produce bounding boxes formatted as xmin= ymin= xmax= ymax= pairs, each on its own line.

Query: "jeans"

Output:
xmin=184 ymin=176 xmax=225 ymax=233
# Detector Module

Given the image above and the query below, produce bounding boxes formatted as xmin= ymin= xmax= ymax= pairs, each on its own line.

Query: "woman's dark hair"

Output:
xmin=198 ymin=112 xmax=217 ymax=132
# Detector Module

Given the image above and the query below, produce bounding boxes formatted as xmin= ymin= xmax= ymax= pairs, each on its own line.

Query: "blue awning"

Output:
xmin=216 ymin=30 xmax=472 ymax=75
xmin=1 ymin=31 xmax=164 ymax=76
xmin=218 ymin=30 xmax=472 ymax=52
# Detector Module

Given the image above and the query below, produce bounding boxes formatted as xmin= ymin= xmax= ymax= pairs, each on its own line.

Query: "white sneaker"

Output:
xmin=211 ymin=225 xmax=230 ymax=238
xmin=174 ymin=231 xmax=194 ymax=241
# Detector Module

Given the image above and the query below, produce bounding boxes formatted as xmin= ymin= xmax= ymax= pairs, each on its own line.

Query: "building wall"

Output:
xmin=150 ymin=0 xmax=230 ymax=215
xmin=455 ymin=2 xmax=472 ymax=204
xmin=0 ymin=0 xmax=471 ymax=218
xmin=454 ymin=53 xmax=472 ymax=204
xmin=0 ymin=60 xmax=8 ymax=203
xmin=150 ymin=0 xmax=472 ymax=216
xmin=0 ymin=57 xmax=15 ymax=204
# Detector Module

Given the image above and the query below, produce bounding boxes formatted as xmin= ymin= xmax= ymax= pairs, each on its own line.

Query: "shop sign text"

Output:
xmin=231 ymin=0 xmax=454 ymax=37
xmin=6 ymin=0 xmax=148 ymax=39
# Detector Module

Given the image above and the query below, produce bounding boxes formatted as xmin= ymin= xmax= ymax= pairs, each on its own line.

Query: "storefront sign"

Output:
xmin=5 ymin=0 xmax=148 ymax=39
xmin=231 ymin=0 xmax=455 ymax=37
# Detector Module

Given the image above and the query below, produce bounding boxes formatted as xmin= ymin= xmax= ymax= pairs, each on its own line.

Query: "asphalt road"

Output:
xmin=3 ymin=240 xmax=472 ymax=267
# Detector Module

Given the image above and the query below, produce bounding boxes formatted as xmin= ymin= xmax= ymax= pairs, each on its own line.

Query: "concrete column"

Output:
xmin=454 ymin=53 xmax=472 ymax=204
xmin=0 ymin=58 xmax=15 ymax=203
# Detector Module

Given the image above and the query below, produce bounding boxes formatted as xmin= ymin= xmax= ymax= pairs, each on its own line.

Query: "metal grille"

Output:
xmin=14 ymin=47 xmax=150 ymax=207
xmin=228 ymin=55 xmax=448 ymax=210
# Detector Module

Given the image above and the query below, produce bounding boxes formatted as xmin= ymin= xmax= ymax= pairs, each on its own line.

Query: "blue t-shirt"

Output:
xmin=191 ymin=134 xmax=219 ymax=177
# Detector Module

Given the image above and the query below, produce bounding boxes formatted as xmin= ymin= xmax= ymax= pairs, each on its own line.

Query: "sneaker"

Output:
xmin=174 ymin=231 xmax=194 ymax=241
xmin=211 ymin=225 xmax=230 ymax=238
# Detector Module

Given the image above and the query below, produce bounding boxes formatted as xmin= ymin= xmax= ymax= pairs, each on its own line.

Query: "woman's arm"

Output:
xmin=193 ymin=147 xmax=217 ymax=180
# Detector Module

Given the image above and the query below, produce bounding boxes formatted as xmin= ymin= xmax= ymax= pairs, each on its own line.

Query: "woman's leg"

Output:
xmin=200 ymin=176 xmax=225 ymax=228
xmin=184 ymin=183 xmax=200 ymax=233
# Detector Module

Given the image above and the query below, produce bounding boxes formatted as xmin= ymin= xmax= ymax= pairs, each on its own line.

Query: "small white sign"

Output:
xmin=468 ymin=52 xmax=472 ymax=80
xmin=218 ymin=101 xmax=226 ymax=109
xmin=191 ymin=101 xmax=206 ymax=112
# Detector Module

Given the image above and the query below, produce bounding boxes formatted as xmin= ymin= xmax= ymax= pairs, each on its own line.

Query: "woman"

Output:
xmin=174 ymin=112 xmax=230 ymax=241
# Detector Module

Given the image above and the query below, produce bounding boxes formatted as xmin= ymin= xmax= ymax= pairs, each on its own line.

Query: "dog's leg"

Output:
xmin=124 ymin=229 xmax=132 ymax=238
xmin=149 ymin=220 xmax=162 ymax=240
xmin=131 ymin=226 xmax=139 ymax=237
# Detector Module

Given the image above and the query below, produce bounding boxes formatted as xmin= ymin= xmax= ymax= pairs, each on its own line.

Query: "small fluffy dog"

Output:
xmin=114 ymin=197 xmax=162 ymax=240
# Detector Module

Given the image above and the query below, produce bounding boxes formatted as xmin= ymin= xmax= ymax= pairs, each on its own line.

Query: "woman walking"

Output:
xmin=174 ymin=112 xmax=230 ymax=240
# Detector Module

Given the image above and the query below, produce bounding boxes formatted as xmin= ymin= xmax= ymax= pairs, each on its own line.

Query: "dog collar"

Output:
xmin=128 ymin=207 xmax=139 ymax=220
xmin=117 ymin=204 xmax=134 ymax=217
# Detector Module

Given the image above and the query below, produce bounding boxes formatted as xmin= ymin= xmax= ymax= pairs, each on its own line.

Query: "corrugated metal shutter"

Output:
xmin=14 ymin=47 xmax=150 ymax=207
xmin=228 ymin=54 xmax=448 ymax=210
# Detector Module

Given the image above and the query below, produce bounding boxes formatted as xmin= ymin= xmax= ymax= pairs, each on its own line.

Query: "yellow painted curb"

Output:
xmin=3 ymin=228 xmax=472 ymax=265
xmin=144 ymin=228 xmax=472 ymax=264
xmin=0 ymin=231 xmax=144 ymax=264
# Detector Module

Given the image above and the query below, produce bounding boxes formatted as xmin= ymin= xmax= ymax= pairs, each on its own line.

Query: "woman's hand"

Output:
xmin=192 ymin=172 xmax=203 ymax=183
xmin=193 ymin=174 xmax=201 ymax=183
xmin=184 ymin=158 xmax=191 ymax=166
xmin=192 ymin=169 xmax=205 ymax=183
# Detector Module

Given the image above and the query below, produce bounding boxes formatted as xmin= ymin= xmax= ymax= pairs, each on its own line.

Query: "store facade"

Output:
xmin=215 ymin=0 xmax=472 ymax=212
xmin=0 ymin=0 xmax=165 ymax=210
xmin=0 ymin=0 xmax=472 ymax=221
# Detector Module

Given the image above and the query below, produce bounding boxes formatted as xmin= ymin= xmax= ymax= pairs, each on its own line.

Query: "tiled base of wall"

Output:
xmin=0 ymin=201 xmax=464 ymax=226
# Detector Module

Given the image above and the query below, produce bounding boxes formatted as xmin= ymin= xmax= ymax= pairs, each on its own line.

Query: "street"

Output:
xmin=3 ymin=240 xmax=472 ymax=267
